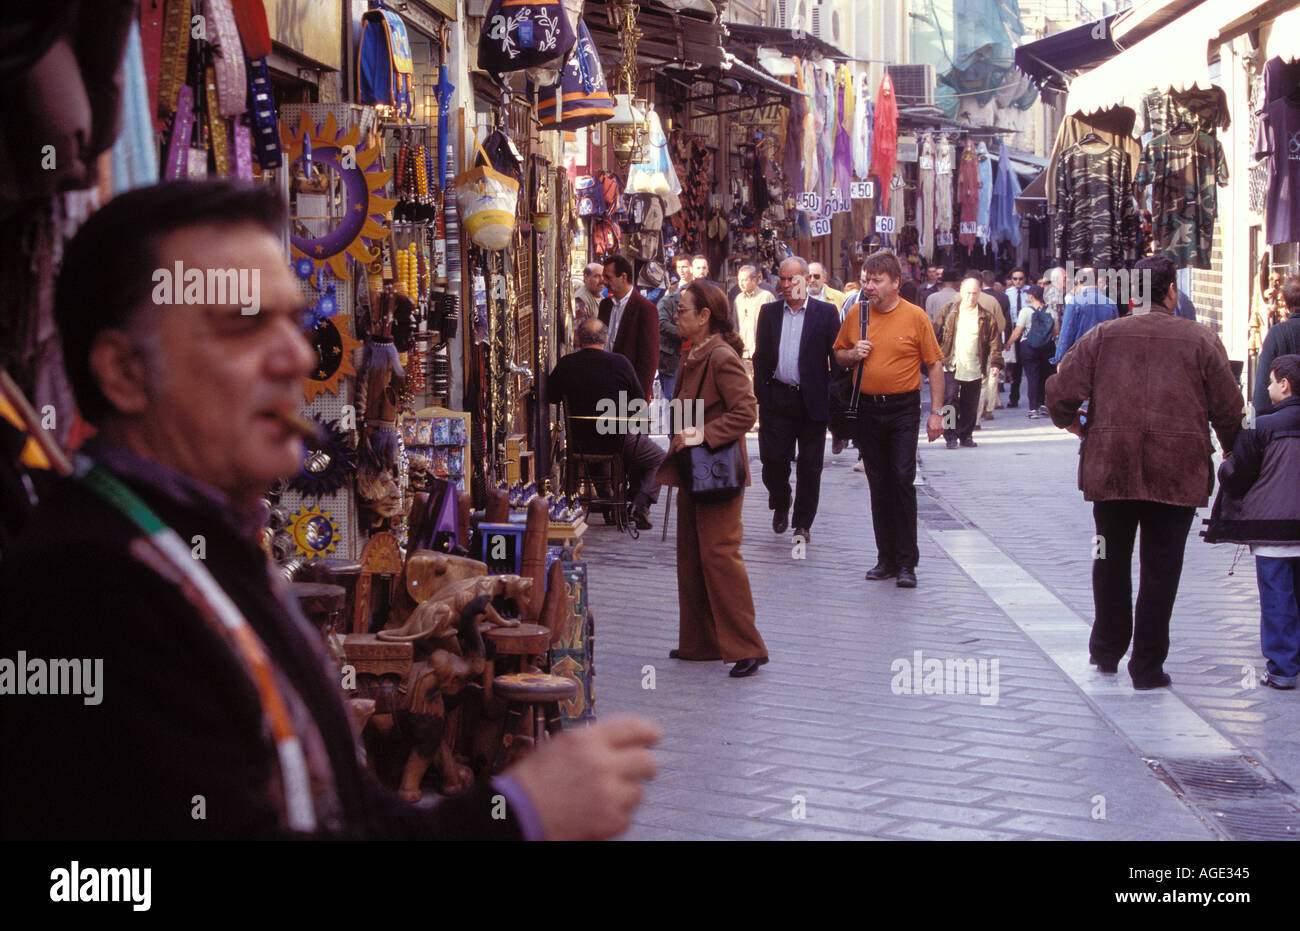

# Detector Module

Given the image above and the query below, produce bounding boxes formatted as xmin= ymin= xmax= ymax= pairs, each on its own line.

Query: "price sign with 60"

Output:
xmin=810 ymin=217 xmax=832 ymax=237
xmin=875 ymin=215 xmax=895 ymax=233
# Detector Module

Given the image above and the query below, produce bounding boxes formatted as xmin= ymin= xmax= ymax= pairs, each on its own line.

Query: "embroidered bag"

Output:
xmin=358 ymin=7 xmax=415 ymax=117
xmin=534 ymin=20 xmax=613 ymax=131
xmin=478 ymin=0 xmax=576 ymax=76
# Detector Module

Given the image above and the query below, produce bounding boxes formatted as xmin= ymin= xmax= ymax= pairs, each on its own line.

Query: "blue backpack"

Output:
xmin=1028 ymin=306 xmax=1055 ymax=349
xmin=358 ymin=8 xmax=415 ymax=117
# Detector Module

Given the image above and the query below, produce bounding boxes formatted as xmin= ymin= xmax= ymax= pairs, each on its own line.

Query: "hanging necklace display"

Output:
xmin=282 ymin=111 xmax=396 ymax=280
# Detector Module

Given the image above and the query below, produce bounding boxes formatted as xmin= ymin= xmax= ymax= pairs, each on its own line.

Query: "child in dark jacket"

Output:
xmin=1209 ymin=355 xmax=1300 ymax=688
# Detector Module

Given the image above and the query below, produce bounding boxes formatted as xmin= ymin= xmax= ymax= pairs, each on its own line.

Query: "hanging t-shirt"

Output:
xmin=1054 ymin=140 xmax=1137 ymax=268
xmin=1134 ymin=128 xmax=1228 ymax=269
xmin=1256 ymin=57 xmax=1300 ymax=246
xmin=1138 ymin=86 xmax=1231 ymax=138
xmin=958 ymin=138 xmax=980 ymax=249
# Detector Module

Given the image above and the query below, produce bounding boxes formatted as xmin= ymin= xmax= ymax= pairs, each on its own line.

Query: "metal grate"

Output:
xmin=1152 ymin=757 xmax=1300 ymax=841
xmin=1209 ymin=805 xmax=1300 ymax=841
xmin=1159 ymin=757 xmax=1291 ymax=801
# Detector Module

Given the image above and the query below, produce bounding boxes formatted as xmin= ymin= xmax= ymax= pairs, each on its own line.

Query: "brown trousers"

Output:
xmin=675 ymin=489 xmax=767 ymax=663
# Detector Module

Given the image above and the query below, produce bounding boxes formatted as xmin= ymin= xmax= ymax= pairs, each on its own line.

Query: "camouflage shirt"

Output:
xmin=1053 ymin=141 xmax=1138 ymax=268
xmin=1134 ymin=129 xmax=1229 ymax=270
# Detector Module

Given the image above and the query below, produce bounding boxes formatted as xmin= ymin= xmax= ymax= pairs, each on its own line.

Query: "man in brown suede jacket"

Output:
xmin=1046 ymin=255 xmax=1243 ymax=690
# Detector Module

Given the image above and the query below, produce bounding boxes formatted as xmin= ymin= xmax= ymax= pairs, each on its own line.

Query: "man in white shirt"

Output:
xmin=935 ymin=276 xmax=1003 ymax=448
xmin=731 ymin=264 xmax=774 ymax=369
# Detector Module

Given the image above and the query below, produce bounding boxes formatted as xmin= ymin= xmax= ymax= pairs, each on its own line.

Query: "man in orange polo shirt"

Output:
xmin=834 ymin=250 xmax=945 ymax=588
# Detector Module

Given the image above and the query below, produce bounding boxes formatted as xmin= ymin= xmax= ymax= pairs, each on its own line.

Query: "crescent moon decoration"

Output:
xmin=304 ymin=312 xmax=362 ymax=402
xmin=287 ymin=416 xmax=357 ymax=499
xmin=289 ymin=503 xmax=341 ymax=557
xmin=281 ymin=111 xmax=397 ymax=281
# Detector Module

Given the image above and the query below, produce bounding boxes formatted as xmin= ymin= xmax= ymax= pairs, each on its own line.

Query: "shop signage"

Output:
xmin=875 ymin=216 xmax=895 ymax=233
xmin=798 ymin=192 xmax=822 ymax=214
xmin=850 ymin=181 xmax=874 ymax=200
xmin=743 ymin=101 xmax=784 ymax=126
xmin=959 ymin=221 xmax=977 ymax=235
xmin=810 ymin=217 xmax=832 ymax=237
xmin=936 ymin=232 xmax=954 ymax=246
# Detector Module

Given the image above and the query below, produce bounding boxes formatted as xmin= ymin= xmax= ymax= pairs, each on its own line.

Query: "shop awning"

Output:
xmin=723 ymin=22 xmax=853 ymax=61
xmin=721 ymin=54 xmax=805 ymax=99
xmin=1065 ymin=0 xmax=1289 ymax=116
xmin=584 ymin=3 xmax=724 ymax=72
xmin=1013 ymin=14 xmax=1119 ymax=91
xmin=1264 ymin=4 xmax=1300 ymax=62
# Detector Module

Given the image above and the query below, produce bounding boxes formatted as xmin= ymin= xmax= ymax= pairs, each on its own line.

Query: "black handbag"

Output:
xmin=829 ymin=296 xmax=868 ymax=441
xmin=677 ymin=354 xmax=745 ymax=502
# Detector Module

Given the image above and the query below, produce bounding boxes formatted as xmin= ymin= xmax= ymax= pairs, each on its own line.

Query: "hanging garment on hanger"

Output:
xmin=1257 ymin=56 xmax=1300 ymax=246
xmin=935 ymin=133 xmax=954 ymax=245
xmin=817 ymin=65 xmax=835 ymax=202
xmin=1138 ymin=85 xmax=1230 ymax=138
xmin=802 ymin=60 xmax=819 ymax=197
xmin=783 ymin=58 xmax=806 ymax=203
xmin=871 ymin=73 xmax=898 ymax=211
xmin=888 ymin=169 xmax=906 ymax=249
xmin=1134 ymin=128 xmax=1227 ymax=269
xmin=1055 ymin=137 xmax=1137 ymax=267
xmin=853 ymin=71 xmax=873 ymax=180
xmin=833 ymin=72 xmax=854 ymax=203
xmin=1046 ymin=111 xmax=1140 ymax=215
xmin=918 ymin=134 xmax=936 ymax=264
xmin=958 ymin=137 xmax=980 ymax=250
xmin=990 ymin=142 xmax=1022 ymax=249
xmin=976 ymin=141 xmax=992 ymax=244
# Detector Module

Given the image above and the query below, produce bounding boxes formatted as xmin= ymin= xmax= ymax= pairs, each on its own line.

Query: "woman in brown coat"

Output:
xmin=655 ymin=280 xmax=768 ymax=677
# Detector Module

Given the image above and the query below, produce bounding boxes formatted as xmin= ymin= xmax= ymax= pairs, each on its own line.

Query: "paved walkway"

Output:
xmin=582 ymin=416 xmax=1223 ymax=840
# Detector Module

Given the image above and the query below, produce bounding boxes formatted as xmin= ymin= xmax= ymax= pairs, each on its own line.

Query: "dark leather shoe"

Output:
xmin=729 ymin=657 xmax=768 ymax=678
xmin=1133 ymin=673 xmax=1172 ymax=690
xmin=960 ymin=438 xmax=978 ymax=448
xmin=895 ymin=567 xmax=917 ymax=588
xmin=864 ymin=563 xmax=898 ymax=581
xmin=632 ymin=507 xmax=652 ymax=531
xmin=773 ymin=508 xmax=789 ymax=534
xmin=1089 ymin=655 xmax=1118 ymax=674
xmin=945 ymin=439 xmax=958 ymax=449
xmin=793 ymin=527 xmax=810 ymax=543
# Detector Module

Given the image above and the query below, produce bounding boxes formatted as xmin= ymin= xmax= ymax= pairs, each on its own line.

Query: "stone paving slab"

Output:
xmin=581 ymin=429 xmax=1214 ymax=840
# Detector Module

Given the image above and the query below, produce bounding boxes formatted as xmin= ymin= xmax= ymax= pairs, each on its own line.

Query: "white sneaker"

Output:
xmin=853 ymin=460 xmax=865 ymax=472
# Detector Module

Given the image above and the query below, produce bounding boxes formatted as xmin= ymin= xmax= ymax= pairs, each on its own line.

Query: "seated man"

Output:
xmin=549 ymin=318 xmax=666 ymax=531
xmin=0 ymin=180 xmax=660 ymax=840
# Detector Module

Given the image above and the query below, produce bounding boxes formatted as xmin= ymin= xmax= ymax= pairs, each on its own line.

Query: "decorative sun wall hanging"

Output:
xmin=281 ymin=111 xmax=397 ymax=280
xmin=304 ymin=312 xmax=362 ymax=402
xmin=289 ymin=503 xmax=341 ymax=557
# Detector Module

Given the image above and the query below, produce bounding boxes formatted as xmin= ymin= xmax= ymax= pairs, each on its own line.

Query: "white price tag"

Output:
xmin=875 ymin=215 xmax=895 ymax=233
xmin=799 ymin=192 xmax=822 ymax=214
xmin=936 ymin=232 xmax=954 ymax=246
xmin=959 ymin=221 xmax=977 ymax=235
xmin=850 ymin=181 xmax=875 ymax=200
xmin=810 ymin=217 xmax=832 ymax=237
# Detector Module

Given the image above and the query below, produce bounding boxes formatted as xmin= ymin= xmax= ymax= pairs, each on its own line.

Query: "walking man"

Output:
xmin=753 ymin=256 xmax=841 ymax=544
xmin=1046 ymin=255 xmax=1243 ymax=690
xmin=1003 ymin=268 xmax=1030 ymax=407
xmin=1253 ymin=275 xmax=1300 ymax=416
xmin=732 ymin=263 xmax=774 ymax=375
xmin=1052 ymin=266 xmax=1118 ymax=365
xmin=656 ymin=255 xmax=693 ymax=400
xmin=599 ymin=254 xmax=660 ymax=400
xmin=935 ymin=275 xmax=1003 ymax=449
xmin=834 ymin=251 xmax=945 ymax=588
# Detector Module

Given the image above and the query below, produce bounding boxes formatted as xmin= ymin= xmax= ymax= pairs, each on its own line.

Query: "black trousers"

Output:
xmin=1091 ymin=500 xmax=1196 ymax=684
xmin=758 ymin=383 xmax=827 ymax=529
xmin=588 ymin=434 xmax=665 ymax=505
xmin=1006 ymin=360 xmax=1022 ymax=406
xmin=855 ymin=391 xmax=921 ymax=569
xmin=943 ymin=376 xmax=982 ymax=442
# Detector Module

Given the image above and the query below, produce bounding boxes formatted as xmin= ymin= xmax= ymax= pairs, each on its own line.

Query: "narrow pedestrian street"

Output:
xmin=586 ymin=410 xmax=1296 ymax=840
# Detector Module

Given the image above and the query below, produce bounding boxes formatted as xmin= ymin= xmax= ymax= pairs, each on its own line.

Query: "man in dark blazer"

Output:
xmin=598 ymin=253 xmax=659 ymax=400
xmin=752 ymin=255 xmax=841 ymax=543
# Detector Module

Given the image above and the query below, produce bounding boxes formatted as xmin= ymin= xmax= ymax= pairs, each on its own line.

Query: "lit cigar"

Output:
xmin=274 ymin=409 xmax=325 ymax=441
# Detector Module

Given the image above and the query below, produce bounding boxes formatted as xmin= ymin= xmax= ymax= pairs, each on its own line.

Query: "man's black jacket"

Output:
xmin=752 ymin=297 xmax=841 ymax=423
xmin=0 ymin=452 xmax=522 ymax=840
xmin=548 ymin=347 xmax=642 ymax=456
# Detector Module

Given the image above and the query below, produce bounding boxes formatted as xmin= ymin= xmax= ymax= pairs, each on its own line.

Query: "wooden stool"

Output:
xmin=291 ymin=582 xmax=347 ymax=637
xmin=491 ymin=672 xmax=578 ymax=772
xmin=483 ymin=623 xmax=552 ymax=704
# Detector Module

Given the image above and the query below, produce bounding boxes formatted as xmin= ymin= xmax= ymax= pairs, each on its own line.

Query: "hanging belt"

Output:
xmin=205 ymin=0 xmax=248 ymax=117
xmin=247 ymin=55 xmax=281 ymax=168
xmin=164 ymin=84 xmax=198 ymax=180
xmin=157 ymin=0 xmax=190 ymax=119
xmin=205 ymin=66 xmax=231 ymax=177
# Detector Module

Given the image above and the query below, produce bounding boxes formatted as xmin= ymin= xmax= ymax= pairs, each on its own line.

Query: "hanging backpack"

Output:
xmin=1028 ymin=306 xmax=1055 ymax=350
xmin=596 ymin=168 xmax=624 ymax=221
xmin=592 ymin=216 xmax=620 ymax=257
xmin=478 ymin=0 xmax=577 ymax=76
xmin=358 ymin=7 xmax=415 ymax=117
xmin=533 ymin=20 xmax=614 ymax=131
xmin=624 ymin=193 xmax=663 ymax=232
xmin=575 ymin=175 xmax=604 ymax=216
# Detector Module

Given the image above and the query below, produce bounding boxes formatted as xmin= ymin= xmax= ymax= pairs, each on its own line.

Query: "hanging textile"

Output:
xmin=918 ymin=134 xmax=935 ymax=264
xmin=833 ymin=69 xmax=853 ymax=203
xmin=820 ymin=65 xmax=835 ymax=202
xmin=1055 ymin=138 xmax=1138 ymax=268
xmin=804 ymin=60 xmax=823 ymax=198
xmin=887 ymin=169 xmax=906 ymax=250
xmin=1138 ymin=86 xmax=1230 ymax=138
xmin=976 ymin=142 xmax=992 ymax=244
xmin=935 ymin=134 xmax=954 ymax=247
xmin=1046 ymin=110 xmax=1139 ymax=215
xmin=1256 ymin=57 xmax=1300 ymax=246
xmin=1134 ymin=129 xmax=1227 ymax=270
xmin=782 ymin=64 xmax=806 ymax=206
xmin=958 ymin=137 xmax=980 ymax=251
xmin=871 ymin=73 xmax=898 ymax=211
xmin=112 ymin=21 xmax=160 ymax=193
xmin=853 ymin=71 xmax=873 ymax=180
xmin=989 ymin=142 xmax=1022 ymax=249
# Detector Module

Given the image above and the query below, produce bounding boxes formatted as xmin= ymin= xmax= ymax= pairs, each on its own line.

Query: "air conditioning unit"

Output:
xmin=809 ymin=0 xmax=823 ymax=39
xmin=887 ymin=64 xmax=935 ymax=107
xmin=773 ymin=0 xmax=809 ymax=32
xmin=771 ymin=0 xmax=788 ymax=28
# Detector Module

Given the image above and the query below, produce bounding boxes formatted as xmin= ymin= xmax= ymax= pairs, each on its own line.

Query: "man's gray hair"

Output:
xmin=584 ymin=262 xmax=604 ymax=277
xmin=577 ymin=318 xmax=608 ymax=347
xmin=780 ymin=256 xmax=810 ymax=275
xmin=739 ymin=264 xmax=759 ymax=278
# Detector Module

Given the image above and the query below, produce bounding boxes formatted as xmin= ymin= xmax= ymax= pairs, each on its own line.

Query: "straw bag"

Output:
xmin=454 ymin=141 xmax=520 ymax=251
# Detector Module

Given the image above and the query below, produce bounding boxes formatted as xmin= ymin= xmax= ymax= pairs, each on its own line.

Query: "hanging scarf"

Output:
xmin=871 ymin=73 xmax=898 ymax=212
xmin=958 ymin=137 xmax=980 ymax=250
xmin=782 ymin=67 xmax=805 ymax=202
xmin=976 ymin=141 xmax=993 ymax=243
xmin=853 ymin=71 xmax=873 ymax=180
xmin=833 ymin=68 xmax=853 ymax=203
xmin=801 ymin=60 xmax=819 ymax=197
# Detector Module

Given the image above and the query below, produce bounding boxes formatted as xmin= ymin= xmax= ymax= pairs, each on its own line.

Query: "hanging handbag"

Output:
xmin=454 ymin=140 xmax=521 ymax=250
xmin=678 ymin=354 xmax=745 ymax=502
xmin=534 ymin=20 xmax=614 ymax=131
xmin=828 ymin=294 xmax=867 ymax=442
xmin=478 ymin=0 xmax=577 ymax=76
